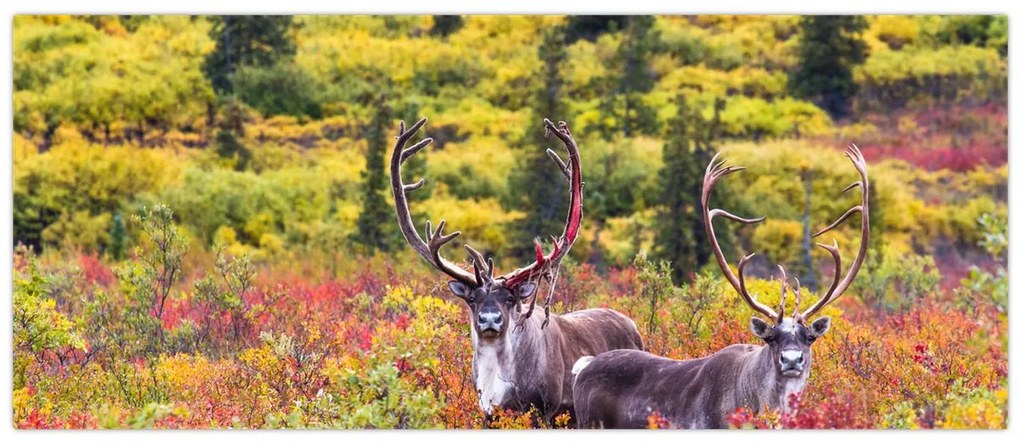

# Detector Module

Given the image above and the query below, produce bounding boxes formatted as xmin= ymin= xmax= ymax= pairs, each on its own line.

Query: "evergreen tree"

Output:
xmin=203 ymin=16 xmax=299 ymax=162
xmin=691 ymin=98 xmax=732 ymax=270
xmin=508 ymin=25 xmax=570 ymax=261
xmin=430 ymin=15 xmax=464 ymax=38
xmin=596 ymin=16 xmax=660 ymax=140
xmin=799 ymin=170 xmax=817 ymax=291
xmin=655 ymin=95 xmax=732 ymax=284
xmin=354 ymin=96 xmax=396 ymax=253
xmin=214 ymin=129 xmax=251 ymax=171
xmin=108 ymin=212 xmax=127 ymax=261
xmin=563 ymin=15 xmax=626 ymax=44
xmin=213 ymin=98 xmax=253 ymax=170
xmin=202 ymin=16 xmax=296 ymax=95
xmin=790 ymin=16 xmax=867 ymax=120
xmin=655 ymin=94 xmax=700 ymax=283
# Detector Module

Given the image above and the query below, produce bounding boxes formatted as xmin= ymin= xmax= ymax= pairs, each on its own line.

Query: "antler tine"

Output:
xmin=470 ymin=258 xmax=483 ymax=285
xmin=801 ymin=145 xmax=869 ymax=320
xmin=701 ymin=153 xmax=748 ymax=206
xmin=812 ymin=205 xmax=862 ymax=238
xmin=776 ymin=265 xmax=788 ymax=322
xmin=791 ymin=277 xmax=803 ymax=319
xmin=805 ymin=240 xmax=843 ymax=319
xmin=390 ymin=118 xmax=477 ymax=285
xmin=547 ymin=148 xmax=571 ymax=181
xmin=702 ymin=154 xmax=777 ymax=320
xmin=400 ymin=137 xmax=433 ymax=163
xmin=710 ymin=209 xmax=766 ymax=225
xmin=404 ymin=178 xmax=425 ymax=192
xmin=464 ymin=244 xmax=495 ymax=285
xmin=425 ymin=220 xmax=472 ymax=281
xmin=464 ymin=244 xmax=489 ymax=285
xmin=545 ymin=118 xmax=573 ymax=139
xmin=533 ymin=237 xmax=547 ymax=264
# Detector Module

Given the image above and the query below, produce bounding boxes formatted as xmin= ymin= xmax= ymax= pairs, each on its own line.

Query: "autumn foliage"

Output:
xmin=13 ymin=223 xmax=1007 ymax=429
xmin=12 ymin=14 xmax=1007 ymax=430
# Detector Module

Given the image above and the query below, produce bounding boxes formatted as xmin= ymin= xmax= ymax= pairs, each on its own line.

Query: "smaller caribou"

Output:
xmin=572 ymin=145 xmax=870 ymax=429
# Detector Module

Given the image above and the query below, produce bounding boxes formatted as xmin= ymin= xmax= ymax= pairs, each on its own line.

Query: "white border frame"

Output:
xmin=1 ymin=1 xmax=1014 ymax=445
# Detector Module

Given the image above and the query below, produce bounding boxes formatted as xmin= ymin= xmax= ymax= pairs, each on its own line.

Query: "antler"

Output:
xmin=497 ymin=119 xmax=584 ymax=290
xmin=776 ymin=266 xmax=789 ymax=321
xmin=390 ymin=116 xmax=584 ymax=307
xmin=799 ymin=144 xmax=870 ymax=320
xmin=465 ymin=244 xmax=495 ymax=286
xmin=390 ymin=118 xmax=479 ymax=286
xmin=701 ymin=153 xmax=778 ymax=320
xmin=702 ymin=147 xmax=869 ymax=323
xmin=790 ymin=277 xmax=803 ymax=319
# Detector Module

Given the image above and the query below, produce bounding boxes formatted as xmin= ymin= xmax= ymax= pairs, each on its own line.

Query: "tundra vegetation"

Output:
xmin=13 ymin=15 xmax=1007 ymax=429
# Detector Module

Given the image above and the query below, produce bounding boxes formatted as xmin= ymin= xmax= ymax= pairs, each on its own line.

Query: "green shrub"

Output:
xmin=234 ymin=63 xmax=324 ymax=120
xmin=955 ymin=213 xmax=1007 ymax=313
xmin=855 ymin=246 xmax=940 ymax=312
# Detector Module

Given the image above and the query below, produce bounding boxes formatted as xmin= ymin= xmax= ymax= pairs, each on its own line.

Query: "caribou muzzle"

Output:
xmin=779 ymin=350 xmax=805 ymax=376
xmin=478 ymin=310 xmax=503 ymax=338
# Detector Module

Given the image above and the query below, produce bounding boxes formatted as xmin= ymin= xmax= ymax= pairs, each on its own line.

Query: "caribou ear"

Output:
xmin=448 ymin=280 xmax=472 ymax=300
xmin=809 ymin=317 xmax=831 ymax=339
xmin=516 ymin=282 xmax=538 ymax=299
xmin=749 ymin=317 xmax=771 ymax=339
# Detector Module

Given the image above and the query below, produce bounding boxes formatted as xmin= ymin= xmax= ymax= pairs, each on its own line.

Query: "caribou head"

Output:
xmin=747 ymin=268 xmax=830 ymax=380
xmin=448 ymin=248 xmax=539 ymax=341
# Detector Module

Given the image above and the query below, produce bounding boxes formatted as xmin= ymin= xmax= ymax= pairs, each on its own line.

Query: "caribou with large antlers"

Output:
xmin=390 ymin=117 xmax=643 ymax=423
xmin=571 ymin=145 xmax=870 ymax=429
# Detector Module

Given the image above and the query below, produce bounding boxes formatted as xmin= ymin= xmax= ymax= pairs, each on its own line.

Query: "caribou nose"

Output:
xmin=780 ymin=350 xmax=804 ymax=368
xmin=478 ymin=310 xmax=503 ymax=330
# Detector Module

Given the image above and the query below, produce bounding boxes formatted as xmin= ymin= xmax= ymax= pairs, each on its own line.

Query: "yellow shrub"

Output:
xmin=869 ymin=16 xmax=920 ymax=50
xmin=598 ymin=209 xmax=659 ymax=265
xmin=938 ymin=386 xmax=1007 ymax=429
xmin=419 ymin=187 xmax=525 ymax=255
xmin=751 ymin=218 xmax=803 ymax=268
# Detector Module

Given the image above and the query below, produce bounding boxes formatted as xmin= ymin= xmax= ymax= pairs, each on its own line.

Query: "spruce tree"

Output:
xmin=563 ymin=16 xmax=626 ymax=44
xmin=203 ymin=16 xmax=296 ymax=161
xmin=691 ymin=98 xmax=733 ymax=270
xmin=655 ymin=95 xmax=732 ymax=284
xmin=799 ymin=170 xmax=817 ymax=290
xmin=430 ymin=15 xmax=464 ymax=38
xmin=655 ymin=94 xmax=700 ymax=283
xmin=202 ymin=16 xmax=296 ymax=95
xmin=790 ymin=16 xmax=867 ymax=120
xmin=355 ymin=96 xmax=396 ymax=253
xmin=596 ymin=16 xmax=660 ymax=139
xmin=212 ymin=98 xmax=253 ymax=170
xmin=108 ymin=212 xmax=127 ymax=261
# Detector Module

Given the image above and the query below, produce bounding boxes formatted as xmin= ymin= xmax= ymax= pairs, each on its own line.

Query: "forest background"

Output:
xmin=12 ymin=15 xmax=1008 ymax=429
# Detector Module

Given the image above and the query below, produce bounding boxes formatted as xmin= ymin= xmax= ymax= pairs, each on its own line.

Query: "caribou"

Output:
xmin=390 ymin=117 xmax=643 ymax=423
xmin=571 ymin=145 xmax=870 ymax=429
